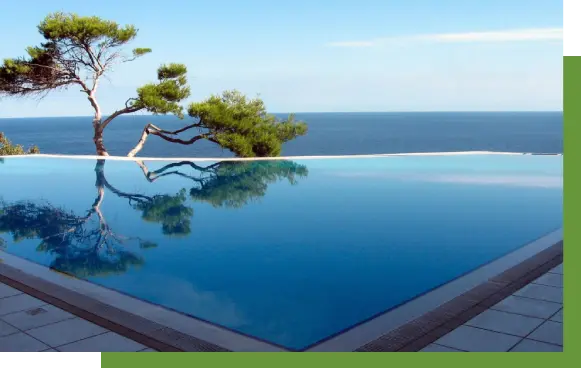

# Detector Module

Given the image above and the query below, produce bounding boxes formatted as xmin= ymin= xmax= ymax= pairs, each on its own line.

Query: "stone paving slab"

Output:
xmin=513 ymin=284 xmax=563 ymax=303
xmin=549 ymin=264 xmax=563 ymax=274
xmin=0 ymin=331 xmax=49 ymax=352
xmin=0 ymin=293 xmax=46 ymax=316
xmin=464 ymin=309 xmax=544 ymax=337
xmin=0 ymin=284 xmax=22 ymax=299
xmin=550 ymin=309 xmax=563 ymax=323
xmin=0 ymin=283 xmax=155 ymax=352
xmin=490 ymin=295 xmax=561 ymax=319
xmin=532 ymin=273 xmax=563 ymax=288
xmin=420 ymin=344 xmax=463 ymax=352
xmin=510 ymin=339 xmax=562 ymax=352
xmin=428 ymin=262 xmax=563 ymax=352
xmin=57 ymin=332 xmax=147 ymax=352
xmin=26 ymin=317 xmax=109 ymax=347
xmin=528 ymin=321 xmax=563 ymax=346
xmin=0 ymin=319 xmax=19 ymax=337
xmin=1 ymin=304 xmax=75 ymax=331
xmin=434 ymin=325 xmax=521 ymax=352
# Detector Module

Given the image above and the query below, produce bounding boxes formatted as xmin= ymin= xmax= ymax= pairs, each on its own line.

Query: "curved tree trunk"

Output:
xmin=93 ymin=120 xmax=109 ymax=156
xmin=88 ymin=92 xmax=109 ymax=156
xmin=127 ymin=126 xmax=150 ymax=157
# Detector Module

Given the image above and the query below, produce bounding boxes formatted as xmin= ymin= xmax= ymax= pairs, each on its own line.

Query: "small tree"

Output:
xmin=0 ymin=12 xmax=190 ymax=156
xmin=0 ymin=132 xmax=39 ymax=155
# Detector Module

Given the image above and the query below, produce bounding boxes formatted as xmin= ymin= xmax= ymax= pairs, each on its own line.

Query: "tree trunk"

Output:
xmin=127 ymin=126 xmax=150 ymax=157
xmin=94 ymin=159 xmax=106 ymax=186
xmin=93 ymin=120 xmax=109 ymax=156
xmin=88 ymin=92 xmax=109 ymax=156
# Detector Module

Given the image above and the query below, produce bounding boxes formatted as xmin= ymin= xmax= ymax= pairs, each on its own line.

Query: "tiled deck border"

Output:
xmin=0 ymin=238 xmax=562 ymax=352
xmin=0 ymin=265 xmax=225 ymax=352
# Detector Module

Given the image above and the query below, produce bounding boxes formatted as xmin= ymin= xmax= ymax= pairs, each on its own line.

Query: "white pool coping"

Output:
xmin=0 ymin=151 xmax=562 ymax=162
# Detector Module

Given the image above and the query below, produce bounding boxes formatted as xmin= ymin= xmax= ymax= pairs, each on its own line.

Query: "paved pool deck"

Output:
xmin=0 ymin=282 xmax=155 ymax=352
xmin=421 ymin=263 xmax=563 ymax=352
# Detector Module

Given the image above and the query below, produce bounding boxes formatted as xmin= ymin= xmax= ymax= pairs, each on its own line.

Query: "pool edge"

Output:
xmin=0 ymin=229 xmax=562 ymax=352
xmin=307 ymin=229 xmax=563 ymax=351
xmin=0 ymin=151 xmax=562 ymax=162
xmin=356 ymin=241 xmax=563 ymax=352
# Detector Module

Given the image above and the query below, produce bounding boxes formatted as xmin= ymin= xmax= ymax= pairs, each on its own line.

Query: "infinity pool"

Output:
xmin=0 ymin=155 xmax=562 ymax=350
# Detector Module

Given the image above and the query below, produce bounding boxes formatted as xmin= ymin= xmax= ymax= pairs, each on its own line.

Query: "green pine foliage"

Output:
xmin=189 ymin=160 xmax=309 ymax=207
xmin=0 ymin=132 xmax=39 ymax=155
xmin=38 ymin=12 xmax=138 ymax=45
xmin=187 ymin=90 xmax=308 ymax=157
xmin=132 ymin=189 xmax=194 ymax=237
xmin=0 ymin=12 xmax=149 ymax=96
xmin=133 ymin=64 xmax=191 ymax=118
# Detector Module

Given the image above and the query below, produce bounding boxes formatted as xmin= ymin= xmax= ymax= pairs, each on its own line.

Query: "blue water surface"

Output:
xmin=0 ymin=155 xmax=562 ymax=349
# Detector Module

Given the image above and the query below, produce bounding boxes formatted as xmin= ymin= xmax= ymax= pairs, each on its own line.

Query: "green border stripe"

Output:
xmin=564 ymin=56 xmax=578 ymax=355
xmin=101 ymin=352 xmax=562 ymax=366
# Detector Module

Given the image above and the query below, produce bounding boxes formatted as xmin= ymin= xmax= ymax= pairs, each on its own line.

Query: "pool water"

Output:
xmin=0 ymin=155 xmax=562 ymax=350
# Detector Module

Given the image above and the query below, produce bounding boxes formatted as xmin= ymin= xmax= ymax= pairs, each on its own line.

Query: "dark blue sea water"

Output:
xmin=0 ymin=155 xmax=562 ymax=349
xmin=0 ymin=112 xmax=563 ymax=157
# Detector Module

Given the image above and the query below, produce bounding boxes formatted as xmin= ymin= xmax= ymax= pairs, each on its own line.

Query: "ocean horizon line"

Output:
xmin=0 ymin=110 xmax=564 ymax=120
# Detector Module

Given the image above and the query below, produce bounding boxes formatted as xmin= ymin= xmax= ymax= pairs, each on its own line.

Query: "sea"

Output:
xmin=0 ymin=112 xmax=563 ymax=157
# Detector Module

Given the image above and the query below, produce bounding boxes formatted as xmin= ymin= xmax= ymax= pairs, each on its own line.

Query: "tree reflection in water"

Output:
xmin=0 ymin=158 xmax=308 ymax=277
xmin=0 ymin=193 xmax=146 ymax=277
xmin=95 ymin=160 xmax=194 ymax=237
xmin=136 ymin=159 xmax=308 ymax=208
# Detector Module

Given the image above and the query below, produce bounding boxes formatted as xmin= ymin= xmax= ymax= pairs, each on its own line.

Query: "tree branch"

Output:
xmin=81 ymin=44 xmax=100 ymax=73
xmin=134 ymin=160 xmax=218 ymax=183
xmin=127 ymin=123 xmax=206 ymax=157
xmin=144 ymin=122 xmax=202 ymax=135
xmin=152 ymin=161 xmax=221 ymax=173
xmin=166 ymin=123 xmax=202 ymax=135
xmin=125 ymin=98 xmax=138 ymax=108
xmin=87 ymin=45 xmax=104 ymax=71
xmin=97 ymin=166 xmax=152 ymax=203
xmin=149 ymin=131 xmax=208 ymax=145
xmin=101 ymin=105 xmax=142 ymax=129
xmin=57 ymin=40 xmax=95 ymax=72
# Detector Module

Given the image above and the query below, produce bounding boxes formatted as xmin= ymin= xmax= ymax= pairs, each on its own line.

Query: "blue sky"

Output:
xmin=0 ymin=0 xmax=563 ymax=117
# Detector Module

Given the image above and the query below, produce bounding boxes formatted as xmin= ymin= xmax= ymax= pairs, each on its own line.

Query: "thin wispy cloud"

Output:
xmin=327 ymin=27 xmax=563 ymax=48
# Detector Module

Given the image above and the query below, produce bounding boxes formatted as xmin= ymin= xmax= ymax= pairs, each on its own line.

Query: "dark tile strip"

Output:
xmin=0 ymin=263 xmax=229 ymax=352
xmin=355 ymin=241 xmax=563 ymax=352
